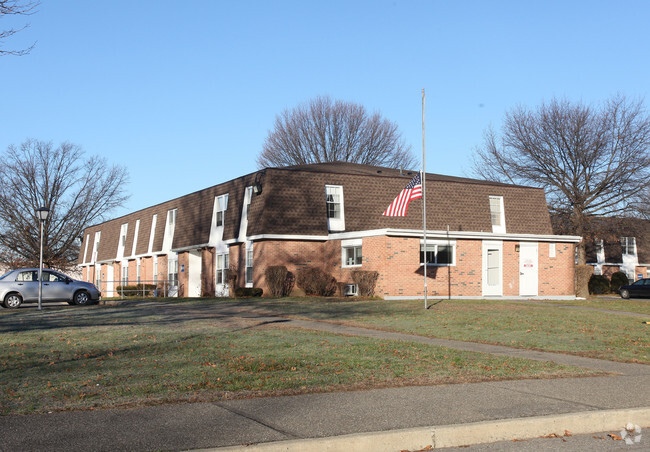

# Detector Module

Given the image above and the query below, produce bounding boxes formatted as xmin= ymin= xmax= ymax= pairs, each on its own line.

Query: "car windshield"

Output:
xmin=0 ymin=271 xmax=13 ymax=280
xmin=633 ymin=280 xmax=645 ymax=286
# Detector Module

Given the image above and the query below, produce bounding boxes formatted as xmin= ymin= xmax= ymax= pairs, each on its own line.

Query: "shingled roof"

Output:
xmin=79 ymin=162 xmax=552 ymax=264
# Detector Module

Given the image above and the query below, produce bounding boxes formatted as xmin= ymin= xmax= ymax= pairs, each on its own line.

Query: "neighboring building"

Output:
xmin=583 ymin=217 xmax=649 ymax=281
xmin=78 ymin=162 xmax=581 ymax=299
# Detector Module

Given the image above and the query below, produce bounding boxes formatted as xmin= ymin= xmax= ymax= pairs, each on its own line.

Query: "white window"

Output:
xmin=136 ymin=258 xmax=141 ymax=283
xmin=168 ymin=208 xmax=177 ymax=226
xmin=168 ymin=259 xmax=178 ymax=286
xmin=325 ymin=185 xmax=345 ymax=231
xmin=489 ymin=196 xmax=505 ymax=233
xmin=216 ymin=194 xmax=228 ymax=227
xmin=148 ymin=214 xmax=158 ymax=254
xmin=95 ymin=265 xmax=101 ymax=287
xmin=117 ymin=223 xmax=128 ymax=259
xmin=245 ymin=245 xmax=253 ymax=286
xmin=120 ymin=224 xmax=128 ymax=247
xmin=245 ymin=186 xmax=253 ymax=217
xmin=421 ymin=241 xmax=455 ymax=265
xmin=621 ymin=237 xmax=636 ymax=255
xmin=153 ymin=257 xmax=158 ymax=285
xmin=216 ymin=253 xmax=229 ymax=285
xmin=342 ymin=238 xmax=363 ymax=267
xmin=91 ymin=231 xmax=101 ymax=263
xmin=131 ymin=219 xmax=140 ymax=256
xmin=121 ymin=264 xmax=128 ymax=286
xmin=549 ymin=243 xmax=556 ymax=258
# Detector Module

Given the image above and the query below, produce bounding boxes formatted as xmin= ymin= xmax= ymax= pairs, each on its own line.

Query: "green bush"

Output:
xmin=296 ymin=267 xmax=337 ymax=296
xmin=234 ymin=287 xmax=263 ymax=297
xmin=351 ymin=270 xmax=379 ymax=296
xmin=610 ymin=271 xmax=629 ymax=293
xmin=588 ymin=274 xmax=610 ymax=295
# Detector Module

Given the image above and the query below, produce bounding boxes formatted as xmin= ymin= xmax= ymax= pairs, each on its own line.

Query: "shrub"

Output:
xmin=265 ymin=266 xmax=291 ymax=297
xmin=588 ymin=274 xmax=610 ymax=295
xmin=234 ymin=287 xmax=263 ymax=297
xmin=610 ymin=271 xmax=629 ymax=293
xmin=351 ymin=270 xmax=379 ymax=297
xmin=115 ymin=284 xmax=157 ymax=297
xmin=575 ymin=265 xmax=593 ymax=298
xmin=296 ymin=267 xmax=337 ymax=296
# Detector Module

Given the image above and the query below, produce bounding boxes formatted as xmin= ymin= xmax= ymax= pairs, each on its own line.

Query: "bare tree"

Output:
xmin=0 ymin=139 xmax=129 ymax=271
xmin=472 ymin=95 xmax=650 ymax=264
xmin=257 ymin=96 xmax=417 ymax=169
xmin=0 ymin=0 xmax=38 ymax=56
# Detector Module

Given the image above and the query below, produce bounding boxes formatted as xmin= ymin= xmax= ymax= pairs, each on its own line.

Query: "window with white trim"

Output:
xmin=245 ymin=186 xmax=253 ymax=217
xmin=621 ymin=237 xmax=636 ymax=255
xmin=489 ymin=196 xmax=505 ymax=233
xmin=245 ymin=245 xmax=253 ymax=286
xmin=121 ymin=264 xmax=128 ymax=286
xmin=120 ymin=223 xmax=128 ymax=247
xmin=342 ymin=238 xmax=363 ymax=267
xmin=168 ymin=258 xmax=178 ymax=287
xmin=420 ymin=241 xmax=455 ymax=265
xmin=153 ymin=257 xmax=158 ymax=286
xmin=549 ymin=243 xmax=556 ymax=258
xmin=325 ymin=185 xmax=345 ymax=231
xmin=216 ymin=194 xmax=228 ymax=227
xmin=216 ymin=253 xmax=229 ymax=285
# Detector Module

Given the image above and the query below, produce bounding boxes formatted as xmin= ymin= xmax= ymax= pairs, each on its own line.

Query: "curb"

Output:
xmin=209 ymin=407 xmax=650 ymax=451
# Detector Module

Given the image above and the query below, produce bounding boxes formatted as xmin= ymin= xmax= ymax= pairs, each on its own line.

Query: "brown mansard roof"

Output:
xmin=79 ymin=162 xmax=552 ymax=264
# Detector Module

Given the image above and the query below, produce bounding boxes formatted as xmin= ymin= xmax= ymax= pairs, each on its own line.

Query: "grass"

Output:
xmin=0 ymin=301 xmax=601 ymax=415
xmin=245 ymin=298 xmax=650 ymax=364
xmin=542 ymin=296 xmax=650 ymax=315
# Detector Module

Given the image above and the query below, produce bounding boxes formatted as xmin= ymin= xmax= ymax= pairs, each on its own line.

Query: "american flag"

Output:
xmin=382 ymin=172 xmax=422 ymax=216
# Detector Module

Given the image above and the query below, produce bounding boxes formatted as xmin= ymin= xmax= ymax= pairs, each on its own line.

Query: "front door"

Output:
xmin=519 ymin=242 xmax=538 ymax=296
xmin=482 ymin=241 xmax=503 ymax=296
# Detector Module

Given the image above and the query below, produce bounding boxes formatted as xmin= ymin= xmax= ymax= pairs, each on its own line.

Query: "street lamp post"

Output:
xmin=36 ymin=206 xmax=50 ymax=311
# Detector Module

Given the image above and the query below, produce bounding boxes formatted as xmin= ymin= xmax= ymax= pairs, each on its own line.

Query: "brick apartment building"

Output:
xmin=78 ymin=162 xmax=581 ymax=299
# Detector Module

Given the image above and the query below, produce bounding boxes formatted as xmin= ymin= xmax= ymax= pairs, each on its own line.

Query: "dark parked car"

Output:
xmin=0 ymin=268 xmax=101 ymax=309
xmin=619 ymin=278 xmax=650 ymax=299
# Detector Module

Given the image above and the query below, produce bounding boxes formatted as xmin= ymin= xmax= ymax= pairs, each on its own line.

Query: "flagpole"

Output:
xmin=422 ymin=88 xmax=427 ymax=310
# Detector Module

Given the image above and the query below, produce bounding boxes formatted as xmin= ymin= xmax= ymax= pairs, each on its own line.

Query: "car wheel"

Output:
xmin=620 ymin=289 xmax=630 ymax=299
xmin=3 ymin=293 xmax=23 ymax=309
xmin=73 ymin=290 xmax=90 ymax=306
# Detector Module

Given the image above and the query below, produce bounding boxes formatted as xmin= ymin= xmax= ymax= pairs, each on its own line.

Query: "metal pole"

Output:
xmin=38 ymin=218 xmax=44 ymax=311
xmin=422 ymin=89 xmax=427 ymax=310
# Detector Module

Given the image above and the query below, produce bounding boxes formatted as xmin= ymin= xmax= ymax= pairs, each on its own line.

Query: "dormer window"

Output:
xmin=621 ymin=237 xmax=636 ymax=255
xmin=325 ymin=185 xmax=345 ymax=232
xmin=489 ymin=196 xmax=505 ymax=233
xmin=216 ymin=194 xmax=228 ymax=227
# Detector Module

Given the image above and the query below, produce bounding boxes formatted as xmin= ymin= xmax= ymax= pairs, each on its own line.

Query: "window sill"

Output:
xmin=342 ymin=264 xmax=362 ymax=268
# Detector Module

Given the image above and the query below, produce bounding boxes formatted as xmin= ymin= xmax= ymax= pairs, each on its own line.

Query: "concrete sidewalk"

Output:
xmin=1 ymin=303 xmax=649 ymax=451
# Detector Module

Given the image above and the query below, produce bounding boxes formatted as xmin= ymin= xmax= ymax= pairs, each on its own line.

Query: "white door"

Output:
xmin=519 ymin=242 xmax=538 ymax=296
xmin=188 ymin=250 xmax=202 ymax=297
xmin=106 ymin=266 xmax=114 ymax=297
xmin=215 ymin=252 xmax=229 ymax=297
xmin=482 ymin=241 xmax=503 ymax=296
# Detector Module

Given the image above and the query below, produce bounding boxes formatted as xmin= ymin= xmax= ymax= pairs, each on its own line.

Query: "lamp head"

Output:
xmin=36 ymin=206 xmax=50 ymax=221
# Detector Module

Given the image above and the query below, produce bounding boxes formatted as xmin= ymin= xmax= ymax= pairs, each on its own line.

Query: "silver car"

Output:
xmin=0 ymin=268 xmax=101 ymax=309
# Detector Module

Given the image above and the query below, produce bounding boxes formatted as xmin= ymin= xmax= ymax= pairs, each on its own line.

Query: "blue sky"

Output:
xmin=2 ymin=0 xmax=649 ymax=218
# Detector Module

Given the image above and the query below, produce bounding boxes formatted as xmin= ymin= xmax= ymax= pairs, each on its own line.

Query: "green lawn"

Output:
xmin=246 ymin=298 xmax=650 ymax=364
xmin=0 ymin=301 xmax=601 ymax=415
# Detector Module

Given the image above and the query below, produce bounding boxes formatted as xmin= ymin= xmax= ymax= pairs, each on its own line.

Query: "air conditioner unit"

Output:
xmin=344 ymin=284 xmax=358 ymax=296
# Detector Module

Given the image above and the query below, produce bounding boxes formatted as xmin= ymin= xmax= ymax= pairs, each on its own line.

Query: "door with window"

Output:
xmin=519 ymin=242 xmax=538 ymax=296
xmin=482 ymin=241 xmax=502 ymax=296
xmin=215 ymin=252 xmax=229 ymax=297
